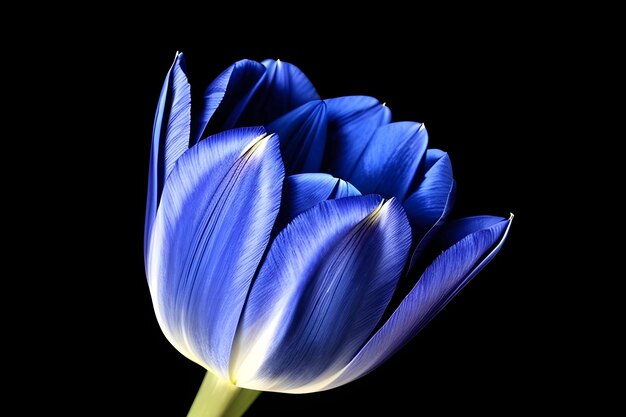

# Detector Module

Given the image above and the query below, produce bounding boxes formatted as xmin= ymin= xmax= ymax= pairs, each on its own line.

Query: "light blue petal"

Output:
xmin=146 ymin=127 xmax=284 ymax=380
xmin=145 ymin=52 xmax=191 ymax=263
xmin=323 ymin=96 xmax=391 ymax=179
xmin=267 ymin=100 xmax=328 ymax=174
xmin=404 ymin=150 xmax=456 ymax=266
xmin=348 ymin=122 xmax=428 ymax=200
xmin=322 ymin=215 xmax=512 ymax=390
xmin=191 ymin=59 xmax=266 ymax=143
xmin=225 ymin=59 xmax=320 ymax=129
xmin=231 ymin=196 xmax=412 ymax=392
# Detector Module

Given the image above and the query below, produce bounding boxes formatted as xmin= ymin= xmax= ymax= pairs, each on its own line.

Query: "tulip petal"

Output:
xmin=191 ymin=59 xmax=266 ymax=143
xmin=404 ymin=150 xmax=456 ymax=265
xmin=145 ymin=52 xmax=191 ymax=261
xmin=267 ymin=100 xmax=328 ymax=174
xmin=331 ymin=178 xmax=361 ymax=199
xmin=424 ymin=148 xmax=447 ymax=170
xmin=231 ymin=196 xmax=412 ymax=392
xmin=405 ymin=150 xmax=454 ymax=235
xmin=147 ymin=127 xmax=284 ymax=380
xmin=348 ymin=122 xmax=428 ymax=200
xmin=225 ymin=59 xmax=320 ymax=129
xmin=277 ymin=173 xmax=361 ymax=228
xmin=437 ymin=216 xmax=507 ymax=249
xmin=324 ymin=96 xmax=391 ymax=179
xmin=321 ymin=215 xmax=512 ymax=390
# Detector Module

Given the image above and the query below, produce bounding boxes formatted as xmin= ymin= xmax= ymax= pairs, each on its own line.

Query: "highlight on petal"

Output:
xmin=146 ymin=127 xmax=285 ymax=380
xmin=231 ymin=196 xmax=412 ymax=392
xmin=320 ymin=215 xmax=512 ymax=390
xmin=348 ymin=122 xmax=429 ymax=200
xmin=191 ymin=59 xmax=266 ymax=143
xmin=267 ymin=100 xmax=328 ymax=174
xmin=225 ymin=59 xmax=320 ymax=129
xmin=145 ymin=52 xmax=191 ymax=262
xmin=323 ymin=96 xmax=391 ymax=178
xmin=404 ymin=150 xmax=456 ymax=265
xmin=277 ymin=173 xmax=361 ymax=228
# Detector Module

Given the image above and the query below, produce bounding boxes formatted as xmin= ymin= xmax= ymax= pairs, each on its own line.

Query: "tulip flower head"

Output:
xmin=145 ymin=53 xmax=512 ymax=415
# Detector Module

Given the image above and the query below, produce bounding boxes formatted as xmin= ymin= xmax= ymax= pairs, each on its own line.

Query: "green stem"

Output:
xmin=187 ymin=371 xmax=260 ymax=417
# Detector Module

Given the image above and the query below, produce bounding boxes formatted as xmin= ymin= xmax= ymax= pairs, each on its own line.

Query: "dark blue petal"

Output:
xmin=225 ymin=59 xmax=320 ymax=129
xmin=231 ymin=197 xmax=412 ymax=392
xmin=438 ymin=216 xmax=507 ymax=249
xmin=403 ymin=150 xmax=456 ymax=266
xmin=146 ymin=127 xmax=284 ymax=380
xmin=191 ymin=59 xmax=266 ymax=144
xmin=267 ymin=100 xmax=328 ymax=174
xmin=330 ymin=178 xmax=361 ymax=199
xmin=348 ymin=122 xmax=428 ymax=200
xmin=321 ymin=215 xmax=512 ymax=390
xmin=323 ymin=96 xmax=391 ymax=178
xmin=145 ymin=52 xmax=191 ymax=263
xmin=277 ymin=173 xmax=361 ymax=229
xmin=424 ymin=148 xmax=446 ymax=170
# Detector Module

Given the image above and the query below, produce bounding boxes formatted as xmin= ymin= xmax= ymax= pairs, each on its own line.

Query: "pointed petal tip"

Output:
xmin=236 ymin=127 xmax=270 ymax=155
xmin=174 ymin=51 xmax=185 ymax=65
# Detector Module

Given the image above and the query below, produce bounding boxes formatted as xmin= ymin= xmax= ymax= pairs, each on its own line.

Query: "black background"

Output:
xmin=65 ymin=16 xmax=560 ymax=416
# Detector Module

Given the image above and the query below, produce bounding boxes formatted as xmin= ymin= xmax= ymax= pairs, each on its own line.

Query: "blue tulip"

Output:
xmin=145 ymin=53 xmax=512 ymax=413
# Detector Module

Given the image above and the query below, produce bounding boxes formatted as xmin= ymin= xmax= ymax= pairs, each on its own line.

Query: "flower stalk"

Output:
xmin=187 ymin=371 xmax=260 ymax=417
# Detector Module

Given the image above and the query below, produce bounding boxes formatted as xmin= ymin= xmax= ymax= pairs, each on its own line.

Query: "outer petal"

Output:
xmin=437 ymin=216 xmax=507 ymax=249
xmin=147 ymin=127 xmax=284 ymax=380
xmin=225 ymin=59 xmax=320 ymax=129
xmin=320 ymin=215 xmax=512 ymax=390
xmin=191 ymin=59 xmax=266 ymax=143
xmin=267 ymin=100 xmax=328 ymax=174
xmin=145 ymin=52 xmax=191 ymax=262
xmin=323 ymin=96 xmax=391 ymax=178
xmin=231 ymin=197 xmax=412 ymax=392
xmin=404 ymin=150 xmax=456 ymax=266
xmin=348 ymin=122 xmax=428 ymax=200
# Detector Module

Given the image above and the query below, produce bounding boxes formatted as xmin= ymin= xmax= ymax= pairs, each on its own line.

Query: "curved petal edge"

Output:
xmin=319 ymin=214 xmax=513 ymax=390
